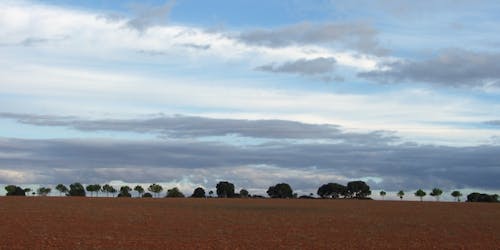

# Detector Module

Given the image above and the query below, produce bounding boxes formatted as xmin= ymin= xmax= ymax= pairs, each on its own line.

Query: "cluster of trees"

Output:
xmin=3 ymin=182 xmax=499 ymax=203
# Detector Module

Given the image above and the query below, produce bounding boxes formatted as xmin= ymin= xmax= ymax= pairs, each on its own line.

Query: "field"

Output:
xmin=0 ymin=197 xmax=499 ymax=249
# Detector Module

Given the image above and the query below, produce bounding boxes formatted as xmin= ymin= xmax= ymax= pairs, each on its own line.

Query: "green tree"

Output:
xmin=208 ymin=190 xmax=214 ymax=198
xmin=5 ymin=185 xmax=26 ymax=196
xmin=240 ymin=189 xmax=249 ymax=198
xmin=191 ymin=187 xmax=206 ymax=198
xmin=37 ymin=187 xmax=51 ymax=196
xmin=451 ymin=190 xmax=462 ymax=202
xmin=317 ymin=183 xmax=347 ymax=199
xmin=24 ymin=188 xmax=32 ymax=196
xmin=347 ymin=181 xmax=371 ymax=199
xmin=55 ymin=184 xmax=68 ymax=196
xmin=415 ymin=189 xmax=426 ymax=201
xmin=267 ymin=183 xmax=293 ymax=198
xmin=68 ymin=182 xmax=86 ymax=196
xmin=379 ymin=190 xmax=387 ymax=200
xmin=101 ymin=184 xmax=111 ymax=197
xmin=134 ymin=185 xmax=145 ymax=198
xmin=86 ymin=184 xmax=101 ymax=197
xmin=430 ymin=188 xmax=443 ymax=201
xmin=397 ymin=190 xmax=404 ymax=200
xmin=108 ymin=186 xmax=117 ymax=197
xmin=216 ymin=181 xmax=235 ymax=198
xmin=118 ymin=186 xmax=132 ymax=197
xmin=148 ymin=183 xmax=163 ymax=198
xmin=166 ymin=187 xmax=185 ymax=198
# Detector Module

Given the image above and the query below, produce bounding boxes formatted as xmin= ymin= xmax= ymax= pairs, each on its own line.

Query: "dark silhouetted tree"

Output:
xmin=379 ymin=190 xmax=386 ymax=200
xmin=134 ymin=185 xmax=145 ymax=198
xmin=347 ymin=181 xmax=371 ymax=198
xmin=397 ymin=190 xmax=404 ymax=200
xmin=240 ymin=189 xmax=249 ymax=198
xmin=267 ymin=183 xmax=293 ymax=198
xmin=216 ymin=181 xmax=235 ymax=198
xmin=37 ymin=187 xmax=51 ymax=196
xmin=208 ymin=190 xmax=214 ymax=198
xmin=467 ymin=192 xmax=499 ymax=202
xmin=415 ymin=189 xmax=426 ymax=201
xmin=5 ymin=185 xmax=26 ymax=196
xmin=148 ymin=183 xmax=163 ymax=198
xmin=166 ymin=187 xmax=185 ymax=198
xmin=108 ymin=186 xmax=117 ymax=197
xmin=142 ymin=192 xmax=153 ymax=198
xmin=451 ymin=190 xmax=462 ymax=202
xmin=68 ymin=182 xmax=86 ymax=196
xmin=430 ymin=188 xmax=443 ymax=201
xmin=101 ymin=184 xmax=112 ymax=197
xmin=118 ymin=186 xmax=132 ymax=197
xmin=55 ymin=184 xmax=68 ymax=196
xmin=191 ymin=187 xmax=206 ymax=198
xmin=317 ymin=183 xmax=347 ymax=198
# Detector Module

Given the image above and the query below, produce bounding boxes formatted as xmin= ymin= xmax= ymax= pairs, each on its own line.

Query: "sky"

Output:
xmin=1 ymin=0 xmax=500 ymax=199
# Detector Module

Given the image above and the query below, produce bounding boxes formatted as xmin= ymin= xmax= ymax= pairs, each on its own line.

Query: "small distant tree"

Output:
xmin=142 ymin=192 xmax=153 ymax=198
xmin=134 ymin=185 xmax=145 ymax=198
xmin=24 ymin=188 xmax=32 ymax=196
xmin=267 ymin=183 xmax=293 ymax=198
xmin=208 ymin=190 xmax=214 ymax=198
xmin=148 ymin=183 xmax=163 ymax=198
xmin=108 ymin=186 xmax=117 ymax=197
xmin=240 ymin=189 xmax=249 ymax=198
xmin=379 ymin=190 xmax=387 ymax=200
xmin=118 ymin=186 xmax=132 ymax=197
xmin=191 ymin=187 xmax=206 ymax=198
xmin=430 ymin=188 xmax=443 ymax=201
xmin=101 ymin=184 xmax=111 ymax=197
xmin=166 ymin=187 xmax=185 ymax=198
xmin=216 ymin=181 xmax=235 ymax=198
xmin=346 ymin=181 xmax=371 ymax=199
xmin=68 ymin=182 xmax=86 ymax=196
xmin=37 ymin=187 xmax=51 ymax=196
xmin=451 ymin=190 xmax=462 ymax=202
xmin=397 ymin=190 xmax=404 ymax=200
xmin=415 ymin=189 xmax=426 ymax=201
xmin=86 ymin=184 xmax=101 ymax=197
xmin=55 ymin=184 xmax=68 ymax=196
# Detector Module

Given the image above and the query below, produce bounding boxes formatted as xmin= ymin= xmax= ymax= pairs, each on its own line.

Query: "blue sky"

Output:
xmin=1 ymin=0 xmax=500 ymax=199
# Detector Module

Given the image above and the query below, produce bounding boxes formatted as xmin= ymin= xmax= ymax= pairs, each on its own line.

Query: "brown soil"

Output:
xmin=0 ymin=197 xmax=498 ymax=249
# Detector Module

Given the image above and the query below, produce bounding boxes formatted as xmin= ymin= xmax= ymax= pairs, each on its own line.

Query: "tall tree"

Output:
xmin=216 ymin=181 xmax=235 ymax=198
xmin=414 ymin=189 xmax=426 ymax=201
xmin=430 ymin=188 xmax=443 ymax=201
xmin=267 ymin=183 xmax=293 ymax=198
xmin=379 ymin=190 xmax=387 ymax=200
xmin=397 ymin=190 xmax=405 ymax=200
xmin=68 ymin=182 xmax=86 ymax=196
xmin=134 ymin=185 xmax=145 ymax=198
xmin=148 ymin=183 xmax=163 ymax=198
xmin=347 ymin=181 xmax=371 ymax=199
xmin=55 ymin=184 xmax=68 ymax=196
xmin=191 ymin=187 xmax=206 ymax=198
xmin=451 ymin=190 xmax=462 ymax=202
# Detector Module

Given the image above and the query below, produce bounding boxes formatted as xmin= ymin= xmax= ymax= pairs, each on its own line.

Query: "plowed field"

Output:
xmin=0 ymin=197 xmax=498 ymax=249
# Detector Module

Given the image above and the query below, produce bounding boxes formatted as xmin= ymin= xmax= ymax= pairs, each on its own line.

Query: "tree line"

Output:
xmin=3 ymin=181 xmax=499 ymax=203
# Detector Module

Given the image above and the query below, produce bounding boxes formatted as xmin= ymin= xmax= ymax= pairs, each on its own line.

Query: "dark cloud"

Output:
xmin=126 ymin=0 xmax=175 ymax=31
xmin=358 ymin=49 xmax=500 ymax=88
xmin=237 ymin=22 xmax=387 ymax=55
xmin=0 ymin=137 xmax=499 ymax=192
xmin=484 ymin=120 xmax=500 ymax=126
xmin=180 ymin=43 xmax=211 ymax=50
xmin=0 ymin=113 xmax=397 ymax=144
xmin=255 ymin=57 xmax=336 ymax=76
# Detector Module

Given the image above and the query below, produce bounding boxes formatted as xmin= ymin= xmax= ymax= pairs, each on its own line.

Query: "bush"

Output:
xmin=142 ymin=192 xmax=153 ymax=198
xmin=467 ymin=192 xmax=499 ymax=202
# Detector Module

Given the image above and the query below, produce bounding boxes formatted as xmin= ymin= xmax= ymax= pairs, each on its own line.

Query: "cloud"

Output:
xmin=0 ymin=137 xmax=499 ymax=192
xmin=126 ymin=0 xmax=175 ymax=31
xmin=255 ymin=57 xmax=336 ymax=76
xmin=485 ymin=120 xmax=500 ymax=126
xmin=358 ymin=49 xmax=500 ymax=88
xmin=0 ymin=112 xmax=397 ymax=144
xmin=237 ymin=22 xmax=387 ymax=55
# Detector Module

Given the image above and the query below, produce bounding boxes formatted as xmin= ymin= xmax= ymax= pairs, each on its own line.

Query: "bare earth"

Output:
xmin=0 ymin=197 xmax=498 ymax=249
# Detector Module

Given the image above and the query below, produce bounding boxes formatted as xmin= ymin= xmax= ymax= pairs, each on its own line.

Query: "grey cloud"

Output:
xmin=127 ymin=0 xmax=175 ymax=31
xmin=237 ymin=22 xmax=387 ymax=55
xmin=0 ymin=137 xmax=499 ymax=192
xmin=255 ymin=57 xmax=336 ymax=76
xmin=180 ymin=43 xmax=211 ymax=50
xmin=484 ymin=120 xmax=500 ymax=126
xmin=0 ymin=113 xmax=398 ymax=144
xmin=358 ymin=49 xmax=500 ymax=88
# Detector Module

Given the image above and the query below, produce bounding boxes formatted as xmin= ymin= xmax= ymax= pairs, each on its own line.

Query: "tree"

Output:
xmin=142 ymin=192 xmax=153 ymax=198
xmin=118 ymin=186 xmax=132 ymax=197
xmin=108 ymin=186 xmax=117 ymax=197
xmin=317 ymin=183 xmax=347 ymax=199
xmin=148 ymin=183 xmax=163 ymax=198
xmin=267 ymin=183 xmax=293 ymax=198
xmin=166 ymin=187 xmax=185 ymax=198
xmin=37 ymin=187 xmax=51 ymax=196
xmin=86 ymin=184 xmax=101 ymax=197
xmin=208 ymin=190 xmax=214 ymax=198
xmin=134 ymin=185 xmax=145 ymax=198
xmin=5 ymin=185 xmax=26 ymax=196
xmin=191 ymin=187 xmax=206 ymax=198
xmin=68 ymin=182 xmax=86 ymax=196
xmin=24 ymin=188 xmax=32 ymax=196
xmin=430 ymin=188 xmax=443 ymax=201
xmin=379 ymin=190 xmax=387 ymax=200
xmin=347 ymin=181 xmax=371 ymax=199
xmin=216 ymin=181 xmax=235 ymax=198
xmin=397 ymin=190 xmax=404 ymax=200
xmin=467 ymin=192 xmax=499 ymax=202
xmin=451 ymin=190 xmax=462 ymax=202
xmin=101 ymin=184 xmax=112 ymax=197
xmin=240 ymin=189 xmax=249 ymax=198
xmin=414 ymin=189 xmax=426 ymax=201
xmin=55 ymin=184 xmax=68 ymax=196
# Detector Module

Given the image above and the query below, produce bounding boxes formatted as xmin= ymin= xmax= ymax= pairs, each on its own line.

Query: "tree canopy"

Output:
xmin=191 ymin=187 xmax=206 ymax=198
xmin=414 ymin=189 xmax=426 ymax=201
xmin=166 ymin=187 xmax=185 ymax=198
xmin=430 ymin=188 xmax=443 ymax=201
xmin=267 ymin=183 xmax=293 ymax=198
xmin=346 ymin=181 xmax=371 ymax=199
xmin=451 ymin=191 xmax=462 ymax=202
xmin=68 ymin=182 xmax=86 ymax=196
xmin=216 ymin=181 xmax=235 ymax=198
xmin=5 ymin=185 xmax=26 ymax=196
xmin=148 ymin=183 xmax=163 ymax=198
xmin=317 ymin=183 xmax=347 ymax=198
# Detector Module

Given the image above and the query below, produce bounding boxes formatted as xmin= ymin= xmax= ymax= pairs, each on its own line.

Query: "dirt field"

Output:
xmin=0 ymin=197 xmax=498 ymax=249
